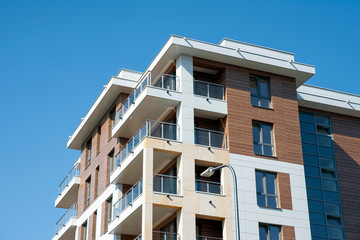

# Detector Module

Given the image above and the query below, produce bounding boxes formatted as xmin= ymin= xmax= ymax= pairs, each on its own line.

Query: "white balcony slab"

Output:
xmin=55 ymin=176 xmax=80 ymax=209
xmin=52 ymin=218 xmax=77 ymax=240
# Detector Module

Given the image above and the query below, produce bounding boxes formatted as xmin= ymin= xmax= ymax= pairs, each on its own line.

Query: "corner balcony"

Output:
xmin=110 ymin=120 xmax=179 ymax=185
xmin=112 ymin=71 xmax=182 ymax=139
xmin=52 ymin=204 xmax=77 ymax=240
xmin=55 ymin=163 xmax=80 ymax=208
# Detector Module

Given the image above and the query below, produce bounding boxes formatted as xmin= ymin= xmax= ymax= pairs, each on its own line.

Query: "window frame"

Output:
xmin=95 ymin=166 xmax=99 ymax=198
xmin=82 ymin=221 xmax=88 ymax=240
xmin=259 ymin=223 xmax=282 ymax=240
xmin=86 ymin=139 xmax=92 ymax=168
xmin=256 ymin=170 xmax=279 ymax=208
xmin=253 ymin=121 xmax=275 ymax=157
xmin=85 ymin=177 xmax=91 ymax=208
xmin=250 ymin=75 xmax=271 ymax=108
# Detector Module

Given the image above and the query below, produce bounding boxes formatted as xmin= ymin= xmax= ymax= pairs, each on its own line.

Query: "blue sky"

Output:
xmin=0 ymin=0 xmax=359 ymax=239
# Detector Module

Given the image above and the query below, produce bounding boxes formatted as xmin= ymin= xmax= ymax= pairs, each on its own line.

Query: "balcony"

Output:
xmin=194 ymin=128 xmax=227 ymax=149
xmin=112 ymin=71 xmax=181 ymax=139
xmin=134 ymin=231 xmax=180 ymax=240
xmin=52 ymin=204 xmax=77 ymax=240
xmin=153 ymin=174 xmax=180 ymax=195
xmin=110 ymin=120 xmax=179 ymax=185
xmin=55 ymin=163 xmax=80 ymax=208
xmin=195 ymin=179 xmax=221 ymax=195
xmin=197 ymin=236 xmax=223 ymax=240
xmin=194 ymin=80 xmax=224 ymax=100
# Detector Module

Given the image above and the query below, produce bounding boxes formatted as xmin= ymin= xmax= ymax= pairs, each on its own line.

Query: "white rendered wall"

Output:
xmin=230 ymin=153 xmax=311 ymax=240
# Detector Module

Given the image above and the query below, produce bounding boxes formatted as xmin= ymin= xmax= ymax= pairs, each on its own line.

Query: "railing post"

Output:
xmin=161 ymin=74 xmax=164 ymax=88
xmin=208 ymin=131 xmax=211 ymax=147
xmin=161 ymin=123 xmax=164 ymax=139
xmin=149 ymin=72 xmax=151 ymax=86
xmin=161 ymin=176 xmax=164 ymax=193
xmin=207 ymin=82 xmax=210 ymax=98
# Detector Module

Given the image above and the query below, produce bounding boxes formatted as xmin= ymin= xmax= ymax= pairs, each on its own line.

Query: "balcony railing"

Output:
xmin=112 ymin=120 xmax=179 ymax=172
xmin=194 ymin=127 xmax=227 ymax=149
xmin=153 ymin=231 xmax=179 ymax=240
xmin=195 ymin=179 xmax=221 ymax=194
xmin=55 ymin=203 xmax=77 ymax=234
xmin=115 ymin=71 xmax=179 ymax=125
xmin=153 ymin=174 xmax=179 ymax=195
xmin=197 ymin=235 xmax=223 ymax=240
xmin=134 ymin=231 xmax=179 ymax=240
xmin=113 ymin=178 xmax=143 ymax=219
xmin=194 ymin=80 xmax=224 ymax=100
xmin=58 ymin=163 xmax=80 ymax=195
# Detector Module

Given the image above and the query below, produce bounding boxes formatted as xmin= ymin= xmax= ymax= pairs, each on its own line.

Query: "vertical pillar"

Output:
xmin=142 ymin=147 xmax=153 ymax=239
xmin=176 ymin=55 xmax=195 ymax=144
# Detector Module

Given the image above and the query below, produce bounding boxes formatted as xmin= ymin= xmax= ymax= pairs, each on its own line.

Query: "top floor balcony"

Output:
xmin=112 ymin=71 xmax=182 ymax=139
xmin=55 ymin=163 xmax=80 ymax=209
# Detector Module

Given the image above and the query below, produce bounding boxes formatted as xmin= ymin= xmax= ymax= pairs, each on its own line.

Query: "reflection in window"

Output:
xmin=259 ymin=224 xmax=281 ymax=240
xmin=256 ymin=171 xmax=278 ymax=208
xmin=252 ymin=121 xmax=274 ymax=156
xmin=250 ymin=75 xmax=271 ymax=108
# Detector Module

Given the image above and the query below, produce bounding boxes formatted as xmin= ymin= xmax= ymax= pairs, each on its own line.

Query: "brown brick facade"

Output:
xmin=282 ymin=225 xmax=295 ymax=239
xmin=278 ymin=172 xmax=293 ymax=210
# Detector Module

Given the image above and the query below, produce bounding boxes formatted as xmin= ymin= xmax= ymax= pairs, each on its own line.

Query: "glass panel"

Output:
xmin=319 ymin=146 xmax=334 ymax=158
xmin=317 ymin=125 xmax=330 ymax=135
xmin=194 ymin=81 xmax=208 ymax=97
xmin=306 ymin=177 xmax=321 ymax=189
xmin=259 ymin=225 xmax=267 ymax=240
xmin=324 ymin=191 xmax=340 ymax=203
xmin=308 ymin=200 xmax=324 ymax=212
xmin=307 ymin=188 xmax=323 ymax=201
xmin=320 ymin=158 xmax=335 ymax=170
xmin=321 ymin=169 xmax=336 ymax=179
xmin=256 ymin=171 xmax=264 ymax=193
xmin=322 ymin=179 xmax=338 ymax=192
xmin=266 ymin=173 xmax=276 ymax=194
xmin=257 ymin=194 xmax=266 ymax=206
xmin=317 ymin=135 xmax=332 ymax=147
xmin=252 ymin=123 xmax=260 ymax=143
xmin=305 ymin=166 xmax=320 ymax=177
xmin=260 ymin=99 xmax=270 ymax=108
xmin=316 ymin=115 xmax=330 ymax=126
xmin=254 ymin=143 xmax=262 ymax=155
xmin=302 ymin=143 xmax=318 ymax=155
xmin=262 ymin=124 xmax=272 ymax=144
xmin=267 ymin=196 xmax=277 ymax=208
xmin=259 ymin=79 xmax=270 ymax=98
xmin=263 ymin=145 xmax=273 ymax=156
xmin=300 ymin=121 xmax=316 ymax=133
xmin=250 ymin=77 xmax=258 ymax=96
xmin=303 ymin=154 xmax=319 ymax=166
xmin=195 ymin=129 xmax=209 ymax=146
xmin=251 ymin=96 xmax=259 ymax=106
xmin=269 ymin=225 xmax=280 ymax=240
xmin=327 ymin=216 xmax=342 ymax=226
xmin=325 ymin=203 xmax=341 ymax=216
xmin=301 ymin=132 xmax=317 ymax=144
xmin=209 ymin=84 xmax=224 ymax=100
xmin=310 ymin=224 xmax=327 ymax=237
xmin=300 ymin=111 xmax=314 ymax=122
xmin=327 ymin=226 xmax=344 ymax=239
xmin=310 ymin=211 xmax=326 ymax=224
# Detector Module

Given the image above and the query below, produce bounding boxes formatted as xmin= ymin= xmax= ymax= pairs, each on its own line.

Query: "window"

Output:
xmin=110 ymin=109 xmax=115 ymax=129
xmin=93 ymin=211 xmax=97 ymax=239
xmin=106 ymin=196 xmax=113 ymax=231
xmin=253 ymin=121 xmax=275 ymax=156
xmin=86 ymin=139 xmax=92 ymax=167
xmin=108 ymin=151 xmax=114 ymax=184
xmin=259 ymin=224 xmax=281 ymax=240
xmin=256 ymin=171 xmax=278 ymax=208
xmin=95 ymin=167 xmax=99 ymax=197
xmin=97 ymin=125 xmax=101 ymax=154
xmin=82 ymin=221 xmax=88 ymax=240
xmin=85 ymin=177 xmax=91 ymax=208
xmin=250 ymin=75 xmax=271 ymax=108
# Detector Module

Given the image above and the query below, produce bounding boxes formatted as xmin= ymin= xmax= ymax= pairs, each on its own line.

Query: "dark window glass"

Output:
xmin=110 ymin=109 xmax=115 ymax=128
xmin=307 ymin=188 xmax=323 ymax=201
xmin=316 ymin=115 xmax=330 ymax=126
xmin=87 ymin=139 xmax=92 ymax=167
xmin=317 ymin=125 xmax=330 ymax=135
xmin=327 ymin=216 xmax=342 ymax=226
xmin=300 ymin=121 xmax=315 ymax=133
xmin=319 ymin=158 xmax=334 ymax=170
xmin=269 ymin=225 xmax=280 ymax=240
xmin=300 ymin=111 xmax=314 ymax=122
xmin=318 ymin=146 xmax=334 ymax=158
xmin=259 ymin=225 xmax=267 ymax=240
xmin=301 ymin=132 xmax=317 ymax=144
xmin=250 ymin=76 xmax=271 ymax=108
xmin=107 ymin=197 xmax=112 ymax=223
xmin=86 ymin=177 xmax=91 ymax=207
xmin=325 ymin=203 xmax=341 ymax=216
xmin=310 ymin=211 xmax=326 ymax=224
xmin=324 ymin=191 xmax=339 ymax=203
xmin=252 ymin=122 xmax=274 ymax=156
xmin=82 ymin=221 xmax=88 ymax=240
xmin=302 ymin=143 xmax=318 ymax=155
xmin=308 ymin=200 xmax=324 ymax=212
xmin=317 ymin=135 xmax=332 ymax=147
xmin=256 ymin=171 xmax=278 ymax=208
xmin=327 ymin=226 xmax=344 ymax=239
xmin=305 ymin=166 xmax=320 ymax=177
xmin=322 ymin=179 xmax=338 ymax=192
xmin=303 ymin=154 xmax=319 ymax=166
xmin=306 ymin=177 xmax=321 ymax=189
xmin=259 ymin=224 xmax=281 ymax=240
xmin=310 ymin=224 xmax=327 ymax=237
xmin=321 ymin=169 xmax=336 ymax=180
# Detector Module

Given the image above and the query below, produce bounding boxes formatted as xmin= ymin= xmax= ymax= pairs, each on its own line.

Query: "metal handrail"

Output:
xmin=194 ymin=127 xmax=227 ymax=149
xmin=153 ymin=231 xmax=180 ymax=240
xmin=153 ymin=174 xmax=179 ymax=195
xmin=112 ymin=120 xmax=179 ymax=173
xmin=197 ymin=235 xmax=223 ymax=240
xmin=115 ymin=71 xmax=179 ymax=125
xmin=194 ymin=80 xmax=225 ymax=100
xmin=113 ymin=178 xmax=143 ymax=219
xmin=58 ymin=163 xmax=80 ymax=195
xmin=195 ymin=179 xmax=221 ymax=194
xmin=55 ymin=203 xmax=77 ymax=234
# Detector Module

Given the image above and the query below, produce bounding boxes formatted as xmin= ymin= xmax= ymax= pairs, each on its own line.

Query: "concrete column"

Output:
xmin=142 ymin=147 xmax=153 ymax=239
xmin=176 ymin=55 xmax=195 ymax=144
xmin=223 ymin=217 xmax=234 ymax=240
xmin=178 ymin=210 xmax=196 ymax=240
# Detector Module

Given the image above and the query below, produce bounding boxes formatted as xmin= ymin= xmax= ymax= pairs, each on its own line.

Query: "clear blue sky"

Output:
xmin=0 ymin=0 xmax=359 ymax=239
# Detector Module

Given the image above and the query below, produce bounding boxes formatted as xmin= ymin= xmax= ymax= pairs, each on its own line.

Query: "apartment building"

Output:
xmin=52 ymin=36 xmax=360 ymax=240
